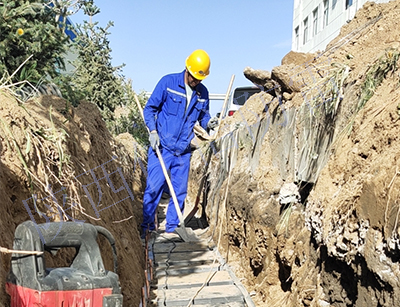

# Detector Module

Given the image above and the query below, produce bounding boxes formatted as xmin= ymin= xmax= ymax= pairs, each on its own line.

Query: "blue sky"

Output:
xmin=72 ymin=1 xmax=294 ymax=115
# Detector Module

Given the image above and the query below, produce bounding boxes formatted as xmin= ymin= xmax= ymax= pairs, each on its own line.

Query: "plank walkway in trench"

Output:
xmin=143 ymin=201 xmax=256 ymax=307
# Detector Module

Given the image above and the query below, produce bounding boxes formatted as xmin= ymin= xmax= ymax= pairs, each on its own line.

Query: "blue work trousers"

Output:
xmin=141 ymin=147 xmax=191 ymax=233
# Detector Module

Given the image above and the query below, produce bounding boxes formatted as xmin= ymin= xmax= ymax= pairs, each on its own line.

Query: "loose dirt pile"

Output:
xmin=0 ymin=93 xmax=145 ymax=306
xmin=187 ymin=1 xmax=400 ymax=306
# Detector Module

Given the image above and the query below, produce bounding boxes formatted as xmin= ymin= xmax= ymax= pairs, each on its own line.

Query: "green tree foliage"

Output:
xmin=0 ymin=0 xmax=149 ymax=145
xmin=111 ymin=81 xmax=149 ymax=147
xmin=68 ymin=1 xmax=148 ymax=145
xmin=0 ymin=0 xmax=69 ymax=82
xmin=71 ymin=2 xmax=124 ymax=123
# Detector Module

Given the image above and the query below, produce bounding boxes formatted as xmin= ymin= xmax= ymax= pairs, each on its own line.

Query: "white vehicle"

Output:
xmin=221 ymin=86 xmax=261 ymax=118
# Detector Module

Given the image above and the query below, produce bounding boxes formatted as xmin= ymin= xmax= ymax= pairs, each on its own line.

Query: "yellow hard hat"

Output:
xmin=185 ymin=49 xmax=210 ymax=80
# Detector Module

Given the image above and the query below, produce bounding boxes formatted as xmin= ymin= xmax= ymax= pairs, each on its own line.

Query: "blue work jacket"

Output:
xmin=144 ymin=70 xmax=211 ymax=155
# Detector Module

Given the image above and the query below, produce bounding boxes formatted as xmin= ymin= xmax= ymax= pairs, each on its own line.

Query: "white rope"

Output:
xmin=0 ymin=246 xmax=43 ymax=255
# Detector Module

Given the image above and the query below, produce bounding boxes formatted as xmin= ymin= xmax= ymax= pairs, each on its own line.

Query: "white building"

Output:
xmin=292 ymin=0 xmax=391 ymax=53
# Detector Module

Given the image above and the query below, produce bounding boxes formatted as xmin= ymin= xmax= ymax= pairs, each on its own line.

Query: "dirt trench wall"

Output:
xmin=0 ymin=94 xmax=145 ymax=307
xmin=306 ymin=75 xmax=400 ymax=306
xmin=190 ymin=86 xmax=347 ymax=306
xmin=188 ymin=2 xmax=400 ymax=306
xmin=190 ymin=80 xmax=400 ymax=306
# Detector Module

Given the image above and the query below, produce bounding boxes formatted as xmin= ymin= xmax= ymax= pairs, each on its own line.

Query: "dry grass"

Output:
xmin=358 ymin=48 xmax=400 ymax=111
xmin=276 ymin=203 xmax=294 ymax=236
xmin=0 ymin=68 xmax=83 ymax=222
xmin=303 ymin=62 xmax=350 ymax=118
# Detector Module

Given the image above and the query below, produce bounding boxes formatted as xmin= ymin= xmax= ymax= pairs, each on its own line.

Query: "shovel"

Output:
xmin=134 ymin=94 xmax=199 ymax=242
xmin=154 ymin=146 xmax=200 ymax=242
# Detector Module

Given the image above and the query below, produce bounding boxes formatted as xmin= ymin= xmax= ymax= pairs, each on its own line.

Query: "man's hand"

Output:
xmin=149 ymin=130 xmax=160 ymax=150
xmin=207 ymin=116 xmax=219 ymax=130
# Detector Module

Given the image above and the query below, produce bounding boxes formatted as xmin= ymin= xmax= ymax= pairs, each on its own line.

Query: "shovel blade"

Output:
xmin=174 ymin=226 xmax=200 ymax=242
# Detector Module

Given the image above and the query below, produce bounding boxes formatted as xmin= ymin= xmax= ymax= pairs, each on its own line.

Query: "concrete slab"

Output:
xmin=153 ymin=241 xmax=210 ymax=254
xmin=155 ymin=263 xmax=224 ymax=277
xmin=157 ymin=284 xmax=244 ymax=306
xmin=153 ymin=232 xmax=183 ymax=243
xmin=154 ymin=250 xmax=216 ymax=267
xmin=190 ymin=303 xmax=245 ymax=307
xmin=148 ymin=192 xmax=253 ymax=307
xmin=157 ymin=270 xmax=233 ymax=289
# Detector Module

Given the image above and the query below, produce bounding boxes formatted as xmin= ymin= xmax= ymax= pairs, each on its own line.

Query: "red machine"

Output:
xmin=6 ymin=221 xmax=123 ymax=306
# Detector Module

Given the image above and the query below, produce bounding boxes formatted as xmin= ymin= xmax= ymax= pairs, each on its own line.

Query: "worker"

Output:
xmin=141 ymin=49 xmax=218 ymax=236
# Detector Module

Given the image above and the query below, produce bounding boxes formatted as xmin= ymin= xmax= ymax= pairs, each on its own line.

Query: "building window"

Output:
xmin=346 ymin=0 xmax=353 ymax=9
xmin=313 ymin=8 xmax=318 ymax=36
xmin=323 ymin=0 xmax=329 ymax=28
xmin=303 ymin=17 xmax=308 ymax=44
xmin=295 ymin=26 xmax=299 ymax=49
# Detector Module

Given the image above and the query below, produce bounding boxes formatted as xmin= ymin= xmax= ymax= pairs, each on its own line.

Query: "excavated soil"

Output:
xmin=0 ymin=94 xmax=145 ymax=306
xmin=187 ymin=1 xmax=400 ymax=306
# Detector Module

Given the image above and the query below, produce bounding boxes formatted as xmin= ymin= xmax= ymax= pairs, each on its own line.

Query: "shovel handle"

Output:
xmin=134 ymin=94 xmax=145 ymax=120
xmin=155 ymin=146 xmax=185 ymax=225
xmin=134 ymin=93 xmax=185 ymax=225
